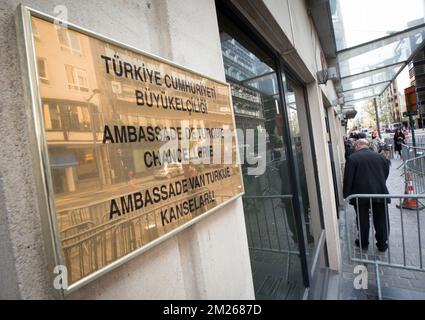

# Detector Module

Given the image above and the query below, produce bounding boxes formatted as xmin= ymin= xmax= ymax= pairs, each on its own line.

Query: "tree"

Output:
xmin=380 ymin=103 xmax=391 ymax=129
xmin=362 ymin=100 xmax=377 ymax=130
xmin=348 ymin=117 xmax=361 ymax=131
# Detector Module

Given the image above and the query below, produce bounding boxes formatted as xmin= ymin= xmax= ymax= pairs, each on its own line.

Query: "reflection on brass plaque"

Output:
xmin=30 ymin=16 xmax=243 ymax=287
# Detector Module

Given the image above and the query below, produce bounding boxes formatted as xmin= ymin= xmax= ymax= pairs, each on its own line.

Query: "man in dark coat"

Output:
xmin=343 ymin=139 xmax=391 ymax=251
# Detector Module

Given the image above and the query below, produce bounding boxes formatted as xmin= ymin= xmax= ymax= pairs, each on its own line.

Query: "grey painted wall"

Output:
xmin=0 ymin=0 xmax=254 ymax=299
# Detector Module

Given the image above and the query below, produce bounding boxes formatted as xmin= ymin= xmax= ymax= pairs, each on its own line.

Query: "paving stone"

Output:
xmin=378 ymin=276 xmax=393 ymax=288
xmin=342 ymin=272 xmax=354 ymax=280
xmin=380 ymin=267 xmax=398 ymax=276
xmin=342 ymin=264 xmax=355 ymax=273
xmin=397 ymin=269 xmax=415 ymax=279
xmin=366 ymin=267 xmax=377 ymax=275
xmin=368 ymin=279 xmax=377 ymax=287
xmin=410 ymin=278 xmax=425 ymax=290
xmin=390 ymin=277 xmax=413 ymax=289
xmin=362 ymin=271 xmax=378 ymax=282
xmin=414 ymin=272 xmax=425 ymax=280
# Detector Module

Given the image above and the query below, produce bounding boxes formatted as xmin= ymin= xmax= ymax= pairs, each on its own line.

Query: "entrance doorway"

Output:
xmin=217 ymin=4 xmax=326 ymax=299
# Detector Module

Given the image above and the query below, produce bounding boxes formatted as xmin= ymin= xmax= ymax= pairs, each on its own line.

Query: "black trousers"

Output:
xmin=354 ymin=203 xmax=390 ymax=247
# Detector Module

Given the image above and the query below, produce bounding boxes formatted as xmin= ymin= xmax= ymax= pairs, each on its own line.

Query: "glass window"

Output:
xmin=50 ymin=104 xmax=62 ymax=130
xmin=57 ymin=28 xmax=82 ymax=55
xmin=43 ymin=103 xmax=62 ymax=130
xmin=63 ymin=105 xmax=92 ymax=131
xmin=79 ymin=107 xmax=91 ymax=130
xmin=65 ymin=65 xmax=89 ymax=92
xmin=37 ymin=58 xmax=49 ymax=83
xmin=219 ymin=12 xmax=305 ymax=299
xmin=68 ymin=106 xmax=80 ymax=130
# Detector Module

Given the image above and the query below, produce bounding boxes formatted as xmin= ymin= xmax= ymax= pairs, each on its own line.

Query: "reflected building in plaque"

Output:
xmin=35 ymin=22 xmax=108 ymax=196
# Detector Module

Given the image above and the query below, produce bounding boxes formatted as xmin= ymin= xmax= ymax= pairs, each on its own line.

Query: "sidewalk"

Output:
xmin=337 ymin=157 xmax=425 ymax=300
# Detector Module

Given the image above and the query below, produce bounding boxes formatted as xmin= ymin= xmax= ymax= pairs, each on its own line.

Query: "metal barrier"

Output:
xmin=385 ymin=136 xmax=425 ymax=159
xmin=395 ymin=145 xmax=425 ymax=196
xmin=401 ymin=144 xmax=410 ymax=161
xmin=400 ymin=144 xmax=425 ymax=161
xmin=406 ymin=136 xmax=425 ymax=148
xmin=405 ymin=154 xmax=425 ymax=196
xmin=242 ymin=195 xmax=300 ymax=283
xmin=344 ymin=194 xmax=425 ymax=299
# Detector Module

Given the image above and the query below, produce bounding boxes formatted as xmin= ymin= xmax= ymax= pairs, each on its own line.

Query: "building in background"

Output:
xmin=380 ymin=80 xmax=402 ymax=130
xmin=405 ymin=17 xmax=425 ymax=128
xmin=408 ymin=49 xmax=425 ymax=128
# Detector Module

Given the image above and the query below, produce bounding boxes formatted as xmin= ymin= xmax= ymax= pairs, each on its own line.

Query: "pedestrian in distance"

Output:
xmin=393 ymin=128 xmax=405 ymax=159
xmin=369 ymin=130 xmax=383 ymax=153
xmin=343 ymin=138 xmax=391 ymax=252
xmin=344 ymin=135 xmax=355 ymax=160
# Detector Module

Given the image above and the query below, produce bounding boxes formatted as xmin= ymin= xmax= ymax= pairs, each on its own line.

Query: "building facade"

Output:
xmin=0 ymin=0 xmax=344 ymax=299
xmin=409 ymin=49 xmax=425 ymax=128
xmin=381 ymin=80 xmax=402 ymax=130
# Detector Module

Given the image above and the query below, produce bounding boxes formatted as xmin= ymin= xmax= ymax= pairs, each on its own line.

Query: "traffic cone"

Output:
xmin=397 ymin=172 xmax=424 ymax=210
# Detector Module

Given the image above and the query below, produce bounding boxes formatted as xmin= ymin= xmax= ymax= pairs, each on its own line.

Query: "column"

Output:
xmin=306 ymin=82 xmax=341 ymax=271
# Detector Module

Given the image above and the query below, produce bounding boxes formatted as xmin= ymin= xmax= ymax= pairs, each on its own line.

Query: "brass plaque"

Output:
xmin=29 ymin=16 xmax=243 ymax=287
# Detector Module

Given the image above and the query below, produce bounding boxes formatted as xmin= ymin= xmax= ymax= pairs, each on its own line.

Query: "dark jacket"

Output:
xmin=393 ymin=131 xmax=405 ymax=152
xmin=343 ymin=148 xmax=390 ymax=204
xmin=344 ymin=139 xmax=354 ymax=160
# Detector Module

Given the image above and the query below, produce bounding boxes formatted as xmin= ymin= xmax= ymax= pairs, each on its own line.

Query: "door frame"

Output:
xmin=216 ymin=0 xmax=328 ymax=294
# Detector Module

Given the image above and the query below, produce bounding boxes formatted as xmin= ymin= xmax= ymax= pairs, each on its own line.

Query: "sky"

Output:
xmin=338 ymin=0 xmax=425 ymax=49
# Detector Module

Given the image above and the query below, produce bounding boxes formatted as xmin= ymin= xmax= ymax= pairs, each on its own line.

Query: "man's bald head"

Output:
xmin=354 ymin=138 xmax=370 ymax=151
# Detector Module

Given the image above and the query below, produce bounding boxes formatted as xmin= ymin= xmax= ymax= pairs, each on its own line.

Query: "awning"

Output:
xmin=50 ymin=153 xmax=79 ymax=170
xmin=328 ymin=0 xmax=425 ymax=104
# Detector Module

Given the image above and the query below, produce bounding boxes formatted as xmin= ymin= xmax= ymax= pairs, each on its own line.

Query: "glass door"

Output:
xmin=281 ymin=73 xmax=329 ymax=298
xmin=282 ymin=76 xmax=321 ymax=265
